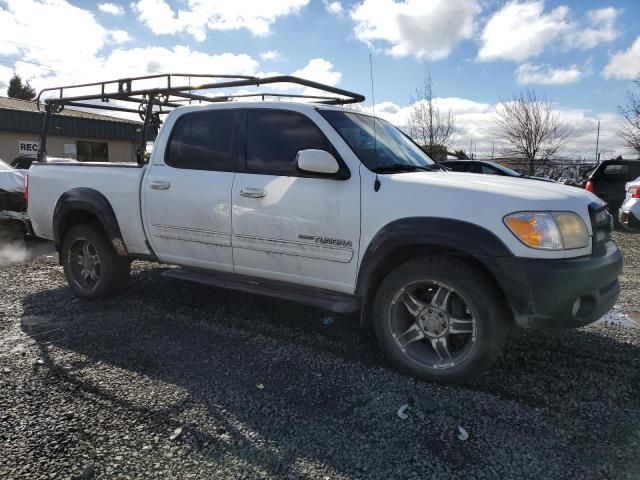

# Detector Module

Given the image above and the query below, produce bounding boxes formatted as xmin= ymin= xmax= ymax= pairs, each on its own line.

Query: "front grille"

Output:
xmin=588 ymin=202 xmax=612 ymax=256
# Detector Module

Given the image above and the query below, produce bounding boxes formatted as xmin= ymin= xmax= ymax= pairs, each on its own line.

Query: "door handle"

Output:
xmin=150 ymin=180 xmax=171 ymax=190
xmin=240 ymin=187 xmax=267 ymax=198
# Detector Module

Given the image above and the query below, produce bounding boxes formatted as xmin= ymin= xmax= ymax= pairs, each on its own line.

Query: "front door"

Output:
xmin=143 ymin=108 xmax=240 ymax=272
xmin=231 ymin=109 xmax=360 ymax=294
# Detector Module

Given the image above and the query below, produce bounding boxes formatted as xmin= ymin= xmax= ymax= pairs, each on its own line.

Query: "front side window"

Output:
xmin=167 ymin=110 xmax=238 ymax=171
xmin=319 ymin=110 xmax=434 ymax=171
xmin=246 ymin=110 xmax=330 ymax=176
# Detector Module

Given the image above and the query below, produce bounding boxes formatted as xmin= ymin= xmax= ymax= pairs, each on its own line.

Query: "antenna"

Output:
xmin=595 ymin=120 xmax=600 ymax=164
xmin=370 ymin=52 xmax=380 ymax=192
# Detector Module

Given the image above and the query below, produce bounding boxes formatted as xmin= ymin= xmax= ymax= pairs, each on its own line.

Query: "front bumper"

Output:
xmin=480 ymin=241 xmax=623 ymax=329
xmin=619 ymin=198 xmax=640 ymax=230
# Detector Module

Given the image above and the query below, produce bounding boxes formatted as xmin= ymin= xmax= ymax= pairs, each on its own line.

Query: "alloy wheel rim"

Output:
xmin=388 ymin=280 xmax=477 ymax=370
xmin=68 ymin=238 xmax=101 ymax=291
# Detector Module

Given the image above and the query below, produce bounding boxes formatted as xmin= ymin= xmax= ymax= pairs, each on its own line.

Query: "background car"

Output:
xmin=585 ymin=159 xmax=640 ymax=222
xmin=10 ymin=155 xmax=78 ymax=169
xmin=0 ymin=158 xmax=27 ymax=212
xmin=619 ymin=176 xmax=640 ymax=231
xmin=439 ymin=159 xmax=554 ymax=182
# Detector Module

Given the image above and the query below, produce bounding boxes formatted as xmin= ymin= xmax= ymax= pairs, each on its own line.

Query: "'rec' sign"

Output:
xmin=18 ymin=140 xmax=40 ymax=156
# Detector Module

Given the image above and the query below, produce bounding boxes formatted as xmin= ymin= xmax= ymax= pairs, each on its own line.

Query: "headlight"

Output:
xmin=503 ymin=212 xmax=589 ymax=250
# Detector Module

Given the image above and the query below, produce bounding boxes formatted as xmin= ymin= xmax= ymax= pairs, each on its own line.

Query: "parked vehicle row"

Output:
xmin=439 ymin=159 xmax=555 ymax=182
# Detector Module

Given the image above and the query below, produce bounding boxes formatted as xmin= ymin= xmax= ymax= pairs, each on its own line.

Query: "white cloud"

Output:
xmin=350 ymin=0 xmax=480 ymax=60
xmin=108 ymin=30 xmax=131 ymax=44
xmin=131 ymin=0 xmax=182 ymax=36
xmin=478 ymin=2 xmax=621 ymax=63
xmin=132 ymin=0 xmax=310 ymax=40
xmin=603 ymin=37 xmax=640 ymax=80
xmin=478 ymin=1 xmax=569 ymax=62
xmin=367 ymin=97 xmax=628 ymax=159
xmin=293 ymin=58 xmax=341 ymax=86
xmin=325 ymin=1 xmax=343 ymax=16
xmin=566 ymin=7 xmax=620 ymax=49
xmin=516 ymin=63 xmax=582 ymax=85
xmin=0 ymin=0 xmax=108 ymax=81
xmin=260 ymin=50 xmax=282 ymax=62
xmin=102 ymin=46 xmax=260 ymax=78
xmin=98 ymin=2 xmax=125 ymax=15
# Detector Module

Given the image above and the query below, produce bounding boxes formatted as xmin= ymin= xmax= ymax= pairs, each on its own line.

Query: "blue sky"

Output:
xmin=1 ymin=0 xmax=639 ymax=157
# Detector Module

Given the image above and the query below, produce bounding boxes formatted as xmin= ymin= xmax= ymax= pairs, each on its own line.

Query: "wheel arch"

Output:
xmin=53 ymin=188 xmax=128 ymax=257
xmin=356 ymin=217 xmax=516 ymax=328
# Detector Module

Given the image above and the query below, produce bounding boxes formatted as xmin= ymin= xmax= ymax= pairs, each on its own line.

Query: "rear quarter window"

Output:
xmin=603 ymin=164 xmax=629 ymax=176
xmin=597 ymin=162 xmax=640 ymax=182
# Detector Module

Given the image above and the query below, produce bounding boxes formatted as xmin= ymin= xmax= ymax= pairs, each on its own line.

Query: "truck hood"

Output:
xmin=389 ymin=171 xmax=599 ymax=205
xmin=364 ymin=169 xmax=602 ymax=260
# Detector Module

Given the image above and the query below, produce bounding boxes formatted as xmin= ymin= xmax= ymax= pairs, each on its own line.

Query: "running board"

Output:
xmin=161 ymin=268 xmax=361 ymax=313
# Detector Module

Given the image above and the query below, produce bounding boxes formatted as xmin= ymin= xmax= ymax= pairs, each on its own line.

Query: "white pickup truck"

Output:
xmin=27 ymin=76 xmax=623 ymax=384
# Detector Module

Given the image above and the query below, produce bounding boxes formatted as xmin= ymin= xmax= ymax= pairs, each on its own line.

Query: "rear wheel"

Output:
xmin=373 ymin=256 xmax=509 ymax=384
xmin=62 ymin=223 xmax=130 ymax=299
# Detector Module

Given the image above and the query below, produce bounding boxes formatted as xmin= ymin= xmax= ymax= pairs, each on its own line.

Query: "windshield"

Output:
xmin=320 ymin=110 xmax=434 ymax=170
xmin=0 ymin=159 xmax=12 ymax=171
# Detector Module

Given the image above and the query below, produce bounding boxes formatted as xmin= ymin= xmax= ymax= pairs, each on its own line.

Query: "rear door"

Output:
xmin=231 ymin=108 xmax=360 ymax=294
xmin=142 ymin=108 xmax=240 ymax=272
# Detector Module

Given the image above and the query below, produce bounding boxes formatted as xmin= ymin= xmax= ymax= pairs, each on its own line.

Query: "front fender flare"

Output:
xmin=355 ymin=217 xmax=527 ymax=326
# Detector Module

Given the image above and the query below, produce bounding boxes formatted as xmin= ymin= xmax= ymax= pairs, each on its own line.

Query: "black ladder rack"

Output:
xmin=35 ymin=73 xmax=365 ymax=164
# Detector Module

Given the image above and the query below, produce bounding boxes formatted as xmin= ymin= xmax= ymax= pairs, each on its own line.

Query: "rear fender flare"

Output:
xmin=53 ymin=187 xmax=127 ymax=256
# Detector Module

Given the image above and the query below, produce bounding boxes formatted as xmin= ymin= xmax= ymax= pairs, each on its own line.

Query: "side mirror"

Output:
xmin=296 ymin=149 xmax=340 ymax=175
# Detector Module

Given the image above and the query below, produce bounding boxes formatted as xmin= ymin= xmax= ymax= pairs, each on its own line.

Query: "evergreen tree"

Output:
xmin=7 ymin=73 xmax=36 ymax=100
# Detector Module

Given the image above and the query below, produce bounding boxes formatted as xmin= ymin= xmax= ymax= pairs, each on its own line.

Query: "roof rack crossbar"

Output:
xmin=36 ymin=74 xmax=365 ymax=110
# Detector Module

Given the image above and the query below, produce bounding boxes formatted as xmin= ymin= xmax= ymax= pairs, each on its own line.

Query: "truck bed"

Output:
xmin=27 ymin=162 xmax=151 ymax=255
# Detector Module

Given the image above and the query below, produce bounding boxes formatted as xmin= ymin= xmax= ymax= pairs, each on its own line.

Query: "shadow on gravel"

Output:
xmin=19 ymin=265 xmax=640 ymax=478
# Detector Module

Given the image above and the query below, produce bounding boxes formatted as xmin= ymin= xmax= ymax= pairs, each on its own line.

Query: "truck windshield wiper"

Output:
xmin=372 ymin=164 xmax=441 ymax=173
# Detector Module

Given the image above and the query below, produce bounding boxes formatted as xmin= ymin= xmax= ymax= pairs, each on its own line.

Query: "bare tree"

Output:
xmin=408 ymin=73 xmax=455 ymax=160
xmin=494 ymin=89 xmax=572 ymax=176
xmin=619 ymin=79 xmax=640 ymax=156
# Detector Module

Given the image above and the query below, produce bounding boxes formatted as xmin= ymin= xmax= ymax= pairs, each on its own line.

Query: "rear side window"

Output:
xmin=603 ymin=164 xmax=629 ymax=176
xmin=246 ymin=110 xmax=330 ymax=176
xmin=166 ymin=110 xmax=238 ymax=171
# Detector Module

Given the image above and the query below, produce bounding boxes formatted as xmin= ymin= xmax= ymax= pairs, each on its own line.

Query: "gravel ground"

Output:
xmin=1 ymin=233 xmax=639 ymax=479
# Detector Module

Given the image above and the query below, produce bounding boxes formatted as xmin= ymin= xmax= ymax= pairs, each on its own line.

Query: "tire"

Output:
xmin=61 ymin=223 xmax=131 ymax=299
xmin=372 ymin=256 xmax=509 ymax=385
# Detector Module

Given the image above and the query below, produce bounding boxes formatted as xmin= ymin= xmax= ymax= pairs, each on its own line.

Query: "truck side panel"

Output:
xmin=28 ymin=163 xmax=151 ymax=256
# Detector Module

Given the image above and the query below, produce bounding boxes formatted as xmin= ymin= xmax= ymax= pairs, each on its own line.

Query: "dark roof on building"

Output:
xmin=0 ymin=96 xmax=140 ymax=124
xmin=0 ymin=96 xmax=141 ymax=141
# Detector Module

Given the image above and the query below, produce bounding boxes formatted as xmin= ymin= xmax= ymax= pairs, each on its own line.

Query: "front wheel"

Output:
xmin=61 ymin=223 xmax=131 ymax=299
xmin=373 ymin=256 xmax=509 ymax=384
